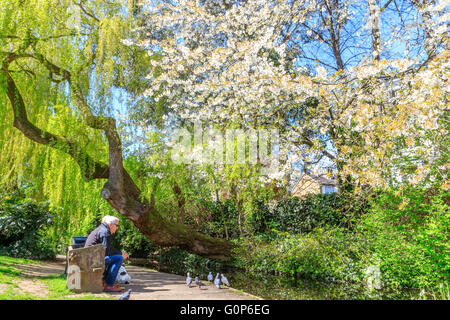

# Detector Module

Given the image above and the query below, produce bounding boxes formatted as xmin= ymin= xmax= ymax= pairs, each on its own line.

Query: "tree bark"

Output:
xmin=368 ymin=0 xmax=381 ymax=61
xmin=410 ymin=0 xmax=438 ymax=60
xmin=1 ymin=52 xmax=234 ymax=259
xmin=172 ymin=182 xmax=186 ymax=224
xmin=320 ymin=0 xmax=345 ymax=70
xmin=368 ymin=0 xmax=395 ymax=61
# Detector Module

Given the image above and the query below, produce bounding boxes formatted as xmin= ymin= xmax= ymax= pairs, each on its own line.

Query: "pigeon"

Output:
xmin=186 ymin=272 xmax=192 ymax=287
xmin=195 ymin=276 xmax=206 ymax=289
xmin=207 ymin=272 xmax=213 ymax=282
xmin=214 ymin=273 xmax=221 ymax=289
xmin=221 ymin=273 xmax=230 ymax=287
xmin=118 ymin=289 xmax=132 ymax=300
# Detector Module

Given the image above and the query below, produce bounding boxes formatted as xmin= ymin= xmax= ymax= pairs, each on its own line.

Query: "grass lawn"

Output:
xmin=0 ymin=256 xmax=115 ymax=300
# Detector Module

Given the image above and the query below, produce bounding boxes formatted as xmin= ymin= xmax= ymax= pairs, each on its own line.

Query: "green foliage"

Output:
xmin=233 ymin=186 xmax=449 ymax=293
xmin=197 ymin=199 xmax=241 ymax=239
xmin=233 ymin=227 xmax=365 ymax=282
xmin=110 ymin=217 xmax=155 ymax=258
xmin=0 ymin=193 xmax=57 ymax=259
xmin=249 ymin=199 xmax=273 ymax=234
xmin=359 ymin=187 xmax=449 ymax=290
xmin=156 ymin=247 xmax=227 ymax=277
xmin=0 ymin=1 xmax=446 ymax=299
xmin=251 ymin=193 xmax=351 ymax=236
xmin=0 ymin=0 xmax=148 ymax=248
xmin=0 ymin=99 xmax=115 ymax=248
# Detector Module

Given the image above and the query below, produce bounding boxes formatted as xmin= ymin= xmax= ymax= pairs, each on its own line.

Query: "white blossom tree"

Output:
xmin=129 ymin=0 xmax=447 ymax=193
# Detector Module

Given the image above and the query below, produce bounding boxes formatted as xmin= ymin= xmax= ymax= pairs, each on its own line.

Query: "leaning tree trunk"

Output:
xmin=1 ymin=51 xmax=233 ymax=259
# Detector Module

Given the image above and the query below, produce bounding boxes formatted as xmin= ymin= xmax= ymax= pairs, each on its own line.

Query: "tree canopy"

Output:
xmin=0 ymin=0 xmax=233 ymax=258
xmin=0 ymin=0 xmax=448 ymax=258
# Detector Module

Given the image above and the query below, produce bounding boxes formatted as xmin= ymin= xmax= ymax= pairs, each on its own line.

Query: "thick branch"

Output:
xmin=1 ymin=49 xmax=234 ymax=258
xmin=368 ymin=0 xmax=381 ymax=61
xmin=1 ymin=58 xmax=109 ymax=181
xmin=30 ymin=51 xmax=129 ymax=195
xmin=300 ymin=136 xmax=336 ymax=161
xmin=76 ymin=1 xmax=100 ymax=22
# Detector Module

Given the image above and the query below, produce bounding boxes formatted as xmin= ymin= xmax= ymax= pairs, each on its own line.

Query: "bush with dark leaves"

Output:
xmin=0 ymin=195 xmax=56 ymax=260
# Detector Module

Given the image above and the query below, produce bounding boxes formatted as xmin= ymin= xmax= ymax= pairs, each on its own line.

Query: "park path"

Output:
xmin=120 ymin=265 xmax=260 ymax=300
xmin=17 ymin=256 xmax=260 ymax=300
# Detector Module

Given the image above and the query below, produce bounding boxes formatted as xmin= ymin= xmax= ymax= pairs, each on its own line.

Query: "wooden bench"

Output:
xmin=66 ymin=244 xmax=105 ymax=293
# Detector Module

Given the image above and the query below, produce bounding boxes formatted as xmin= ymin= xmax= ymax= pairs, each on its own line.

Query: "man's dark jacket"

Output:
xmin=84 ymin=222 xmax=122 ymax=256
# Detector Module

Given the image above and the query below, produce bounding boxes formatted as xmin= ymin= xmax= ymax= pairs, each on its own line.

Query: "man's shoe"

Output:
xmin=103 ymin=283 xmax=125 ymax=290
xmin=104 ymin=285 xmax=124 ymax=292
xmin=103 ymin=282 xmax=124 ymax=290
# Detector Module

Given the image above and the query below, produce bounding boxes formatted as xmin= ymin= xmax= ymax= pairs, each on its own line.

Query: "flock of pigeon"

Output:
xmin=118 ymin=271 xmax=231 ymax=300
xmin=186 ymin=272 xmax=230 ymax=290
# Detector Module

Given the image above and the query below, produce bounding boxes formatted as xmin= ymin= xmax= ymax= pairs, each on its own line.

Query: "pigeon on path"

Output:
xmin=207 ymin=272 xmax=213 ymax=282
xmin=186 ymin=272 xmax=193 ymax=287
xmin=118 ymin=289 xmax=132 ymax=300
xmin=214 ymin=273 xmax=221 ymax=289
xmin=221 ymin=274 xmax=230 ymax=287
xmin=195 ymin=276 xmax=207 ymax=289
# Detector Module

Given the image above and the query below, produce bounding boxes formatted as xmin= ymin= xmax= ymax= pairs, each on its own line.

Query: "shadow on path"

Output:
xmin=11 ymin=256 xmax=260 ymax=300
xmin=123 ymin=265 xmax=259 ymax=300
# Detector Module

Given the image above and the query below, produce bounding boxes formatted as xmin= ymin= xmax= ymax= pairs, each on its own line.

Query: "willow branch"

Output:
xmin=76 ymin=1 xmax=100 ymax=22
xmin=1 ymin=54 xmax=109 ymax=181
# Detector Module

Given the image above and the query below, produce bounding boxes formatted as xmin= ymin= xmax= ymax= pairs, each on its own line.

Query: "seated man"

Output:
xmin=85 ymin=215 xmax=129 ymax=292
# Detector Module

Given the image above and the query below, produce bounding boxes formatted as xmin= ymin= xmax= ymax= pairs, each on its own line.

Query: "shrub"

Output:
xmin=0 ymin=195 xmax=57 ymax=260
xmin=109 ymin=217 xmax=155 ymax=258
xmin=156 ymin=247 xmax=227 ymax=276
xmin=250 ymin=199 xmax=275 ymax=235
xmin=235 ymin=186 xmax=449 ymax=292
xmin=251 ymin=193 xmax=350 ymax=235
xmin=232 ymin=227 xmax=366 ymax=282
xmin=196 ymin=199 xmax=241 ymax=239
xmin=359 ymin=187 xmax=449 ymax=290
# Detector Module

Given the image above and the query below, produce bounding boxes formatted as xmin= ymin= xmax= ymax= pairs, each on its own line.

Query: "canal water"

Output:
xmin=131 ymin=259 xmax=441 ymax=300
xmin=225 ymin=271 xmax=429 ymax=300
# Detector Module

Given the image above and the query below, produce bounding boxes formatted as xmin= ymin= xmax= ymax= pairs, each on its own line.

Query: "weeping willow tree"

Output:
xmin=0 ymin=0 xmax=233 ymax=258
xmin=0 ymin=100 xmax=112 ymax=242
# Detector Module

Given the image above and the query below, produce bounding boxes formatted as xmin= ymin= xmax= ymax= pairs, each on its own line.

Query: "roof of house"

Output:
xmin=297 ymin=173 xmax=337 ymax=186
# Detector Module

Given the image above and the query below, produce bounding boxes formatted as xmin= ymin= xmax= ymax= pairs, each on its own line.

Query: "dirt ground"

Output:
xmin=14 ymin=256 xmax=261 ymax=300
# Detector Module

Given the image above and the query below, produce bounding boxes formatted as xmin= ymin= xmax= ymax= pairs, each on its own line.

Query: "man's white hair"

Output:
xmin=102 ymin=215 xmax=119 ymax=225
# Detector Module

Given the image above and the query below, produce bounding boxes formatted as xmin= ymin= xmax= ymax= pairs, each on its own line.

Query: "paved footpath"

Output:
xmin=122 ymin=265 xmax=260 ymax=300
xmin=22 ymin=256 xmax=260 ymax=300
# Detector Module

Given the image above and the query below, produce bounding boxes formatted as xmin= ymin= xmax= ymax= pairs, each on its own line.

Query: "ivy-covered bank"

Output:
xmin=235 ymin=189 xmax=449 ymax=293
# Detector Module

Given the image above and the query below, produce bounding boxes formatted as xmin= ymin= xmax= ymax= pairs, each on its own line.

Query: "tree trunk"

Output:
xmin=411 ymin=0 xmax=438 ymax=60
xmin=320 ymin=0 xmax=345 ymax=70
xmin=368 ymin=0 xmax=381 ymax=61
xmin=216 ymin=190 xmax=229 ymax=240
xmin=172 ymin=182 xmax=186 ymax=224
xmin=1 ymin=52 xmax=234 ymax=259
